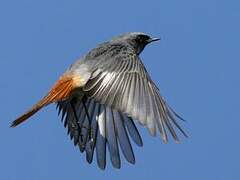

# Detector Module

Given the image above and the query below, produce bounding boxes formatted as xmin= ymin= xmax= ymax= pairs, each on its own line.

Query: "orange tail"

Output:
xmin=11 ymin=74 xmax=78 ymax=127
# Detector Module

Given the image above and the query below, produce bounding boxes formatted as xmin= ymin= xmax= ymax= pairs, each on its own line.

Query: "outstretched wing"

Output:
xmin=83 ymin=48 xmax=187 ymax=143
xmin=57 ymin=97 xmax=143 ymax=170
xmin=57 ymin=46 xmax=187 ymax=169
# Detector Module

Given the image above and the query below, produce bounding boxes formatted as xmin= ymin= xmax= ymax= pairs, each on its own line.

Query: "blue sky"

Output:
xmin=0 ymin=0 xmax=239 ymax=179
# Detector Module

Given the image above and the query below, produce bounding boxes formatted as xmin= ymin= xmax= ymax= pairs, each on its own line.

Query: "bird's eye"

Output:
xmin=136 ymin=36 xmax=143 ymax=43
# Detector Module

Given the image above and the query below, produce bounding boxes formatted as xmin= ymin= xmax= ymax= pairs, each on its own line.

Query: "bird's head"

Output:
xmin=112 ymin=32 xmax=160 ymax=54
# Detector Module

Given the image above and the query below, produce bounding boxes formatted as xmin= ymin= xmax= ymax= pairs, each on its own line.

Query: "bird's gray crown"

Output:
xmin=111 ymin=32 xmax=160 ymax=55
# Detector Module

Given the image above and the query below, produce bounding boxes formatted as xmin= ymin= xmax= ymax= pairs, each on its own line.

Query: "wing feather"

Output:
xmin=112 ymin=110 xmax=135 ymax=164
xmin=83 ymin=49 xmax=187 ymax=142
xmin=86 ymin=102 xmax=99 ymax=164
xmin=106 ymin=107 xmax=121 ymax=168
xmin=96 ymin=105 xmax=107 ymax=170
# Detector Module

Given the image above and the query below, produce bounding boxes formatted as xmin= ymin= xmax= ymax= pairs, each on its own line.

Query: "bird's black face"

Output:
xmin=112 ymin=32 xmax=160 ymax=55
xmin=135 ymin=34 xmax=152 ymax=45
xmin=131 ymin=34 xmax=160 ymax=54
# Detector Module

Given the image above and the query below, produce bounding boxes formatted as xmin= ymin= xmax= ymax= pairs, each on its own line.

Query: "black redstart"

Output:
xmin=11 ymin=32 xmax=187 ymax=169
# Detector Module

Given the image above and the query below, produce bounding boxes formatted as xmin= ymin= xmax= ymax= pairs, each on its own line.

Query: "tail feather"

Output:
xmin=11 ymin=74 xmax=77 ymax=127
xmin=11 ymin=102 xmax=45 ymax=127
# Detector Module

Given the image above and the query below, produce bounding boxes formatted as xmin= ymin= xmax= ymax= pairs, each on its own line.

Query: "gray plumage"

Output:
xmin=57 ymin=32 xmax=187 ymax=170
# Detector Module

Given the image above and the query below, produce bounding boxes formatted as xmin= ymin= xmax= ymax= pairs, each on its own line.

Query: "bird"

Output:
xmin=11 ymin=32 xmax=188 ymax=170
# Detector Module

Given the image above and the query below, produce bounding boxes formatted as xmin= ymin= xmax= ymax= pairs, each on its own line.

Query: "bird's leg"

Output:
xmin=81 ymin=97 xmax=95 ymax=152
xmin=77 ymin=97 xmax=91 ymax=148
xmin=70 ymin=96 xmax=93 ymax=149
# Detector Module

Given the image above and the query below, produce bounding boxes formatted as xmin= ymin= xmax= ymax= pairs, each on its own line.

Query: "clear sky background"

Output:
xmin=0 ymin=0 xmax=239 ymax=179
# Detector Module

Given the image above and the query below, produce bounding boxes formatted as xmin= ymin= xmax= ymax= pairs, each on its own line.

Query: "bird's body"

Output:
xmin=11 ymin=32 xmax=187 ymax=169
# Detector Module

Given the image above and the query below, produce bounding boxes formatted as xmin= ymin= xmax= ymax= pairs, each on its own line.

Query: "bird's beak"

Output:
xmin=148 ymin=37 xmax=160 ymax=43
